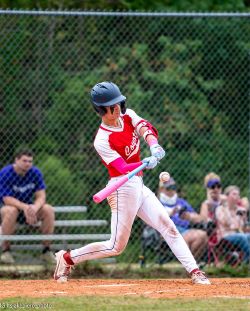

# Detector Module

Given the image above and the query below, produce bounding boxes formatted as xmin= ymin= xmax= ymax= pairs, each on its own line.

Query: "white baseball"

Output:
xmin=159 ymin=172 xmax=170 ymax=182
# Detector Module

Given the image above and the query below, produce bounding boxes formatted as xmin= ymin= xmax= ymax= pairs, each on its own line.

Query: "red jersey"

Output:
xmin=94 ymin=109 xmax=143 ymax=177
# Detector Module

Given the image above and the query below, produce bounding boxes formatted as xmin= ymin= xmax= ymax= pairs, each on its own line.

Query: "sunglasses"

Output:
xmin=165 ymin=185 xmax=177 ymax=191
xmin=207 ymin=182 xmax=222 ymax=190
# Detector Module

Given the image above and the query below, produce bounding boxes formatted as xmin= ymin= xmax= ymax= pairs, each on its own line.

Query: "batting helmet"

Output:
xmin=90 ymin=82 xmax=126 ymax=116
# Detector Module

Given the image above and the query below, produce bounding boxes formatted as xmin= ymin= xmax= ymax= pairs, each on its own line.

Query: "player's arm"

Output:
xmin=137 ymin=121 xmax=165 ymax=161
xmin=94 ymin=135 xmax=157 ymax=173
xmin=126 ymin=109 xmax=165 ymax=161
xmin=110 ymin=157 xmax=142 ymax=174
xmin=110 ymin=156 xmax=157 ymax=173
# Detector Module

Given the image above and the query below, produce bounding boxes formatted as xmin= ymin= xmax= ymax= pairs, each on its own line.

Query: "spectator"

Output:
xmin=158 ymin=176 xmax=207 ymax=261
xmin=0 ymin=149 xmax=55 ymax=264
xmin=199 ymin=172 xmax=227 ymax=223
xmin=215 ymin=185 xmax=250 ymax=264
xmin=236 ymin=197 xmax=250 ymax=232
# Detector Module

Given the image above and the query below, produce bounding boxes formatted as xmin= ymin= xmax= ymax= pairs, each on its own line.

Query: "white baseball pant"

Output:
xmin=70 ymin=176 xmax=199 ymax=273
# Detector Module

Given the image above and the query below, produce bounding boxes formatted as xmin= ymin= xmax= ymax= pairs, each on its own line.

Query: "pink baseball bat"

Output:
xmin=93 ymin=162 xmax=148 ymax=203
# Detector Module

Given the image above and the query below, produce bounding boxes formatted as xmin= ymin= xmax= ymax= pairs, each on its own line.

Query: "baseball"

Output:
xmin=159 ymin=172 xmax=170 ymax=183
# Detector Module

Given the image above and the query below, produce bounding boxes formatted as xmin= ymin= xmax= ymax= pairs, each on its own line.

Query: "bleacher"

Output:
xmin=0 ymin=206 xmax=110 ymax=259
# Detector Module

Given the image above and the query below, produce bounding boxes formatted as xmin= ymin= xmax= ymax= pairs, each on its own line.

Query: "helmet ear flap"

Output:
xmin=92 ymin=104 xmax=107 ymax=116
xmin=120 ymin=101 xmax=126 ymax=114
xmin=99 ymin=106 xmax=107 ymax=116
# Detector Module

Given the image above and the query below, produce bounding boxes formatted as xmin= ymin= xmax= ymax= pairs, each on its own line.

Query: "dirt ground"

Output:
xmin=0 ymin=278 xmax=249 ymax=299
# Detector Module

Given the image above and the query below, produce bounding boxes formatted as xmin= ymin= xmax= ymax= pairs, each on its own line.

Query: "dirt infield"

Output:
xmin=0 ymin=278 xmax=249 ymax=299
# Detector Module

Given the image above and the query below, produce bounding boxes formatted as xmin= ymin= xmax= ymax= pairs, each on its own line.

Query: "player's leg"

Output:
xmin=70 ymin=202 xmax=134 ymax=264
xmin=54 ymin=199 xmax=134 ymax=282
xmin=136 ymin=188 xmax=198 ymax=272
xmin=0 ymin=205 xmax=19 ymax=263
xmin=70 ymin=178 xmax=142 ymax=264
xmin=136 ymin=186 xmax=210 ymax=284
xmin=54 ymin=176 xmax=143 ymax=282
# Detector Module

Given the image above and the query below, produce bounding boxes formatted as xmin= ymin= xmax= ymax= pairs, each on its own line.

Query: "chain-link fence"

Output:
xmin=0 ymin=10 xmax=249 ymax=271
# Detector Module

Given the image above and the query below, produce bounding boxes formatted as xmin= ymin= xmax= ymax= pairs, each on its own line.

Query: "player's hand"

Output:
xmin=150 ymin=144 xmax=165 ymax=161
xmin=142 ymin=156 xmax=158 ymax=169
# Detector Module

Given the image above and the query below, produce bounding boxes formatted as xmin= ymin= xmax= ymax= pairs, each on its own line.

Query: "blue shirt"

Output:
xmin=160 ymin=197 xmax=195 ymax=229
xmin=0 ymin=165 xmax=46 ymax=204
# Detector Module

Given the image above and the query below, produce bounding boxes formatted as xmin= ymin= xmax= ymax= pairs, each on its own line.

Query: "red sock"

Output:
xmin=63 ymin=251 xmax=74 ymax=265
xmin=190 ymin=268 xmax=200 ymax=275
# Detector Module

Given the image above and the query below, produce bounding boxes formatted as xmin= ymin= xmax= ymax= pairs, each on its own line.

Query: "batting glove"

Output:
xmin=150 ymin=144 xmax=165 ymax=161
xmin=142 ymin=156 xmax=158 ymax=170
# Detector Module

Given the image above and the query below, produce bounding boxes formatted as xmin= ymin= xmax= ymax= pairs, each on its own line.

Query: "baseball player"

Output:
xmin=54 ymin=82 xmax=210 ymax=285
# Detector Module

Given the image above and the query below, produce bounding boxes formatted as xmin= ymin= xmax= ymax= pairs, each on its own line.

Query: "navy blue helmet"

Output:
xmin=90 ymin=82 xmax=126 ymax=115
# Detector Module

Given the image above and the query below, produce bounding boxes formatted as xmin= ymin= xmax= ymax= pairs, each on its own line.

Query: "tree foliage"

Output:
xmin=1 ymin=0 xmax=249 ymax=11
xmin=0 ymin=12 xmax=249 ymax=211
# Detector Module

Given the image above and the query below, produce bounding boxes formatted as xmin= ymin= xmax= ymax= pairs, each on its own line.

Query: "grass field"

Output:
xmin=1 ymin=296 xmax=249 ymax=311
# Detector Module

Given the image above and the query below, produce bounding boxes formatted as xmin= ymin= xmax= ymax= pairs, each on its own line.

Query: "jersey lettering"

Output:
xmin=126 ymin=131 xmax=140 ymax=159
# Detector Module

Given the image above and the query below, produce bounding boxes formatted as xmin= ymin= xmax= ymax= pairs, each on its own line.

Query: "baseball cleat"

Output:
xmin=54 ymin=250 xmax=73 ymax=283
xmin=191 ymin=269 xmax=211 ymax=285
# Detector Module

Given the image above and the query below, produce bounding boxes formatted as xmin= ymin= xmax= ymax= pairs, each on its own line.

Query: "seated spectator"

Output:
xmin=199 ymin=172 xmax=227 ymax=223
xmin=158 ymin=176 xmax=207 ymax=261
xmin=0 ymin=149 xmax=55 ymax=264
xmin=236 ymin=197 xmax=250 ymax=232
xmin=215 ymin=185 xmax=250 ymax=264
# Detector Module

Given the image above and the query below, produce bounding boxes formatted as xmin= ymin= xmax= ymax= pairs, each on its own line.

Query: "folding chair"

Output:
xmin=207 ymin=221 xmax=244 ymax=267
